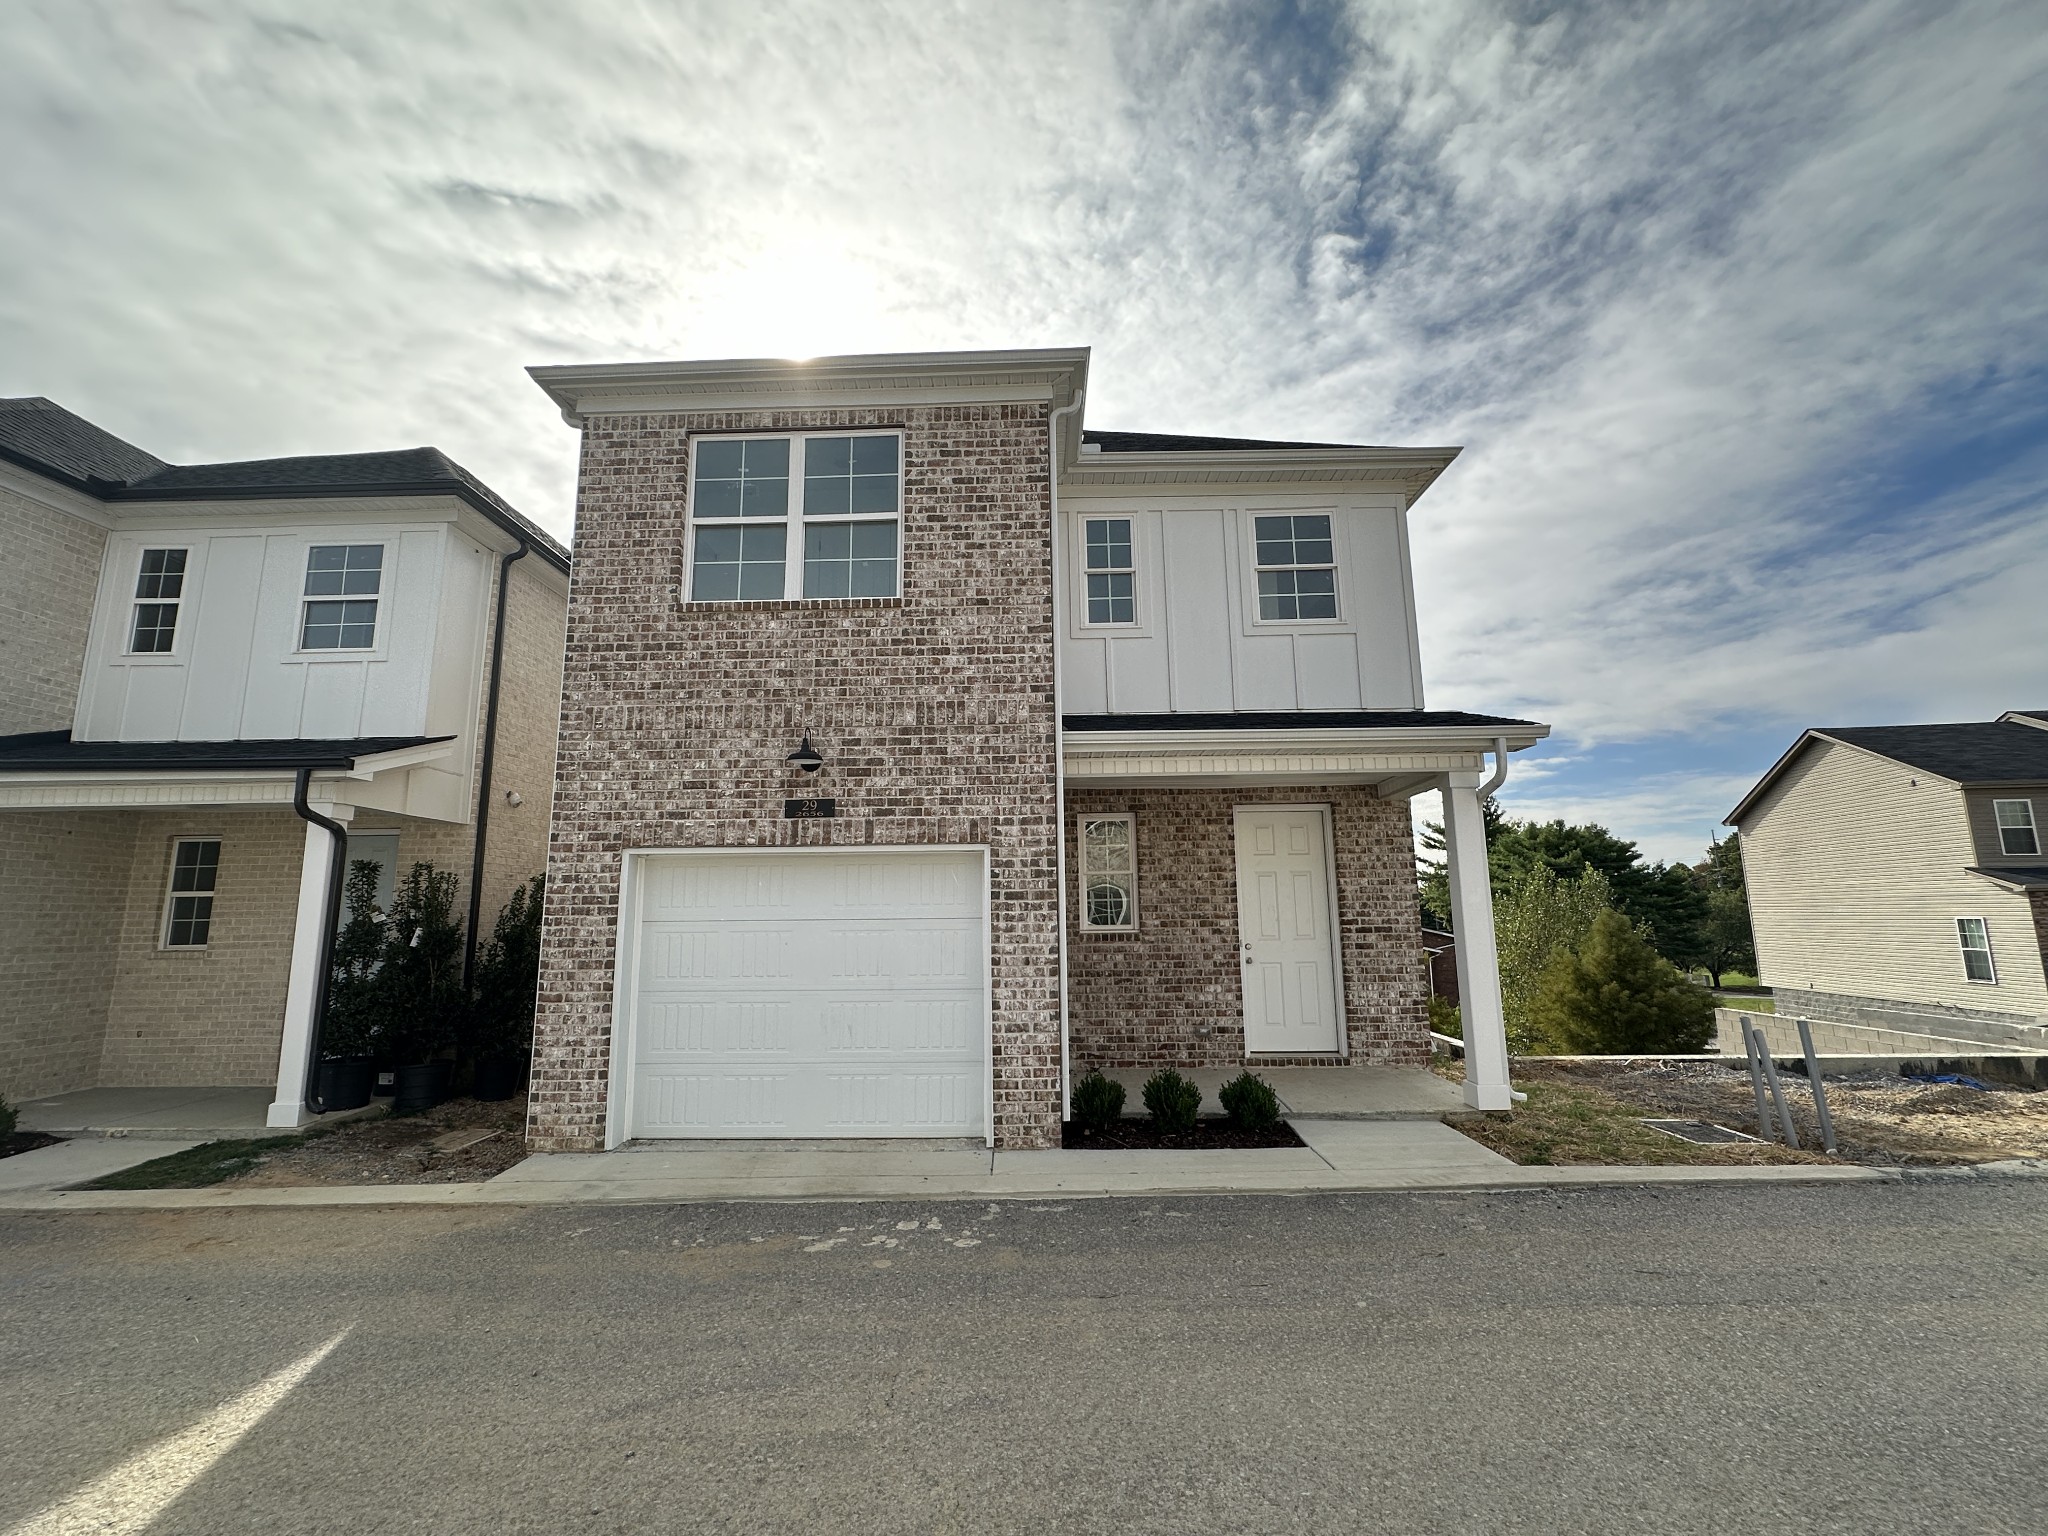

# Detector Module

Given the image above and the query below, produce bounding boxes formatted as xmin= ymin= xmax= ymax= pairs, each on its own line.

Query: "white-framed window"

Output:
xmin=300 ymin=544 xmax=384 ymax=649
xmin=1079 ymin=813 xmax=1138 ymax=931
xmin=162 ymin=837 xmax=221 ymax=949
xmin=687 ymin=431 xmax=901 ymax=602
xmin=128 ymin=547 xmax=188 ymax=654
xmin=1082 ymin=517 xmax=1136 ymax=625
xmin=1994 ymin=799 xmax=2040 ymax=857
xmin=1252 ymin=514 xmax=1338 ymax=621
xmin=1956 ymin=917 xmax=1996 ymax=984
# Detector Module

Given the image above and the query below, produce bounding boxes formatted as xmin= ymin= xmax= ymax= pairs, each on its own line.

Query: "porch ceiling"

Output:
xmin=1063 ymin=725 xmax=1544 ymax=792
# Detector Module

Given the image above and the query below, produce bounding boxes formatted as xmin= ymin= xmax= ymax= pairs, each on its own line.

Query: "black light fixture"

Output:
xmin=787 ymin=733 xmax=824 ymax=774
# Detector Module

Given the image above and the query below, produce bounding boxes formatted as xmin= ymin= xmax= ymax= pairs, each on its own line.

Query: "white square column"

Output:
xmin=268 ymin=807 xmax=352 ymax=1128
xmin=1440 ymin=771 xmax=1513 ymax=1111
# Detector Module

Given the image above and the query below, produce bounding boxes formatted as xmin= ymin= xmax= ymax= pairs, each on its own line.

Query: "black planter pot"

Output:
xmin=317 ymin=1055 xmax=375 ymax=1112
xmin=471 ymin=1055 xmax=528 ymax=1102
xmin=429 ymin=1057 xmax=454 ymax=1102
xmin=390 ymin=1061 xmax=444 ymax=1114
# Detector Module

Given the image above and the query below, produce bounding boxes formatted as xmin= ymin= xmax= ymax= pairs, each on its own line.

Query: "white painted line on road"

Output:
xmin=6 ymin=1327 xmax=351 ymax=1536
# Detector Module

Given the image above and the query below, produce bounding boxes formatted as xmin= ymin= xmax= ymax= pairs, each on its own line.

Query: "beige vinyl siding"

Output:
xmin=1737 ymin=738 xmax=2048 ymax=1016
xmin=1963 ymin=786 xmax=2048 ymax=865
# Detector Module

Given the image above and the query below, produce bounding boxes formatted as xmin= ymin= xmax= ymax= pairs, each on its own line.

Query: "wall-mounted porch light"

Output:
xmin=787 ymin=734 xmax=824 ymax=774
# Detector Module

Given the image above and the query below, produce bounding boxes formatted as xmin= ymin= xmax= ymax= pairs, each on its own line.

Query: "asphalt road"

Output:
xmin=3 ymin=1180 xmax=2044 ymax=1535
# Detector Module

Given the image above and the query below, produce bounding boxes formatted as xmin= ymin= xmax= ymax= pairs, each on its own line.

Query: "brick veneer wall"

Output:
xmin=530 ymin=404 xmax=1061 ymax=1152
xmin=98 ymin=811 xmax=304 ymax=1087
xmin=1065 ymin=786 xmax=1430 ymax=1071
xmin=0 ymin=484 xmax=108 ymax=735
xmin=0 ymin=811 xmax=135 ymax=1099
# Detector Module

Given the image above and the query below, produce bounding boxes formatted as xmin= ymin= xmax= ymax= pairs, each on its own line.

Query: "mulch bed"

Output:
xmin=2 ymin=1131 xmax=64 ymax=1160
xmin=1062 ymin=1118 xmax=1304 ymax=1151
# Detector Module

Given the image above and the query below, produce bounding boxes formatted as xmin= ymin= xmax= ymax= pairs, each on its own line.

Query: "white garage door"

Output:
xmin=626 ymin=849 xmax=987 ymax=1139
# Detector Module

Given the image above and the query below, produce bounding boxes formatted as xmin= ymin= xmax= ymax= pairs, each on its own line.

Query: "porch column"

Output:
xmin=268 ymin=806 xmax=352 ymax=1128
xmin=1440 ymin=771 xmax=1512 ymax=1110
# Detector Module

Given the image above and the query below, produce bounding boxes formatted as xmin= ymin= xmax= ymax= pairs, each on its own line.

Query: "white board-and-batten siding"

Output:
xmin=1738 ymin=737 xmax=2048 ymax=1017
xmin=1058 ymin=494 xmax=1423 ymax=714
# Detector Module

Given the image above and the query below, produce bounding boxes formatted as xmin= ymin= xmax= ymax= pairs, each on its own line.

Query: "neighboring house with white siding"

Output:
xmin=0 ymin=397 xmax=570 ymax=1122
xmin=1726 ymin=711 xmax=2048 ymax=1049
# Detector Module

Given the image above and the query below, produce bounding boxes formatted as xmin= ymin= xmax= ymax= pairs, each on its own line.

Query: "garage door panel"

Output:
xmin=629 ymin=850 xmax=986 ymax=1139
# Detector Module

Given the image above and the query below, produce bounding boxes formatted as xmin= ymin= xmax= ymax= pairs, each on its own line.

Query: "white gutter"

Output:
xmin=1478 ymin=735 xmax=1511 ymax=798
xmin=1048 ymin=387 xmax=1085 ymax=1123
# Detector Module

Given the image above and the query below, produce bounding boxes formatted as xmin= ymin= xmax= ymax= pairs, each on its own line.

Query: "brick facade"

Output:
xmin=1066 ymin=786 xmax=1430 ymax=1072
xmin=530 ymin=403 xmax=1062 ymax=1152
xmin=0 ymin=811 xmax=134 ymax=1099
xmin=0 ymin=483 xmax=108 ymax=735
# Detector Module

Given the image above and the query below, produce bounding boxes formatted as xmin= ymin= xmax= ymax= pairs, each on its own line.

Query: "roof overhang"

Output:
xmin=1063 ymin=722 xmax=1547 ymax=790
xmin=0 ymin=738 xmax=455 ymax=811
xmin=1965 ymin=865 xmax=2048 ymax=893
xmin=1060 ymin=443 xmax=1461 ymax=499
xmin=529 ymin=347 xmax=1091 ymax=426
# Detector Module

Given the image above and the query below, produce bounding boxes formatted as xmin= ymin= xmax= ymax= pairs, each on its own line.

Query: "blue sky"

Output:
xmin=3 ymin=0 xmax=2043 ymax=864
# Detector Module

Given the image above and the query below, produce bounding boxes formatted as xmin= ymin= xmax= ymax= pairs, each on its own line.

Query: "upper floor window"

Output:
xmin=1956 ymin=916 xmax=1996 ymax=983
xmin=1253 ymin=514 xmax=1337 ymax=621
xmin=129 ymin=548 xmax=187 ymax=653
xmin=163 ymin=837 xmax=221 ymax=948
xmin=689 ymin=433 xmax=900 ymax=602
xmin=1994 ymin=799 xmax=2039 ymax=856
xmin=301 ymin=544 xmax=383 ymax=649
xmin=1083 ymin=518 xmax=1135 ymax=625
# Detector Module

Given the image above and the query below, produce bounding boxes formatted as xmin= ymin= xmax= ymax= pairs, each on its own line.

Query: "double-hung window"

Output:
xmin=1083 ymin=518 xmax=1136 ymax=625
xmin=1252 ymin=514 xmax=1337 ymax=621
xmin=129 ymin=548 xmax=187 ymax=653
xmin=1956 ymin=917 xmax=1996 ymax=983
xmin=1994 ymin=799 xmax=2039 ymax=856
xmin=301 ymin=545 xmax=383 ymax=649
xmin=1079 ymin=814 xmax=1138 ymax=931
xmin=163 ymin=838 xmax=221 ymax=948
xmin=688 ymin=432 xmax=900 ymax=602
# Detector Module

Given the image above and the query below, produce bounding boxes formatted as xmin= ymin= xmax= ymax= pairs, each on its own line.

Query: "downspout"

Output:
xmin=1478 ymin=736 xmax=1510 ymax=799
xmin=291 ymin=767 xmax=350 ymax=1115
xmin=1048 ymin=388 xmax=1085 ymax=1121
xmin=464 ymin=537 xmax=530 ymax=994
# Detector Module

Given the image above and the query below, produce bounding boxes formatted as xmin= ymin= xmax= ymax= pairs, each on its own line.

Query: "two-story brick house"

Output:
xmin=0 ymin=398 xmax=570 ymax=1125
xmin=525 ymin=348 xmax=1545 ymax=1153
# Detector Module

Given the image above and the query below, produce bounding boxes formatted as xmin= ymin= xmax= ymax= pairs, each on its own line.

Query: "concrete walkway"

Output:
xmin=0 ymin=1137 xmax=204 ymax=1193
xmin=17 ymin=1086 xmax=382 ymax=1140
xmin=0 ymin=1119 xmax=1895 ymax=1210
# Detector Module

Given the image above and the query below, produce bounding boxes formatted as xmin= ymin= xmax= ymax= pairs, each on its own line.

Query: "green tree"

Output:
xmin=1693 ymin=834 xmax=1756 ymax=986
xmin=1493 ymin=863 xmax=1615 ymax=1053
xmin=1416 ymin=795 xmax=1504 ymax=931
xmin=321 ymin=859 xmax=388 ymax=1058
xmin=378 ymin=861 xmax=466 ymax=1066
xmin=469 ymin=875 xmax=545 ymax=1064
xmin=1527 ymin=909 xmax=1715 ymax=1054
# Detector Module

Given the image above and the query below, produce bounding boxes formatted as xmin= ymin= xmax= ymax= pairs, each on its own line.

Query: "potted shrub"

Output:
xmin=379 ymin=862 xmax=465 ymax=1113
xmin=317 ymin=860 xmax=385 ymax=1111
xmin=468 ymin=875 xmax=543 ymax=1101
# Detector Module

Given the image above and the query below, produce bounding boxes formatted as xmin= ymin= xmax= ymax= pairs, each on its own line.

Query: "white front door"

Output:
xmin=1233 ymin=807 xmax=1342 ymax=1054
xmin=627 ymin=849 xmax=987 ymax=1139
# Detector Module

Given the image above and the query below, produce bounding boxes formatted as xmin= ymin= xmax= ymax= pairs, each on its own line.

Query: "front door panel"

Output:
xmin=1233 ymin=808 xmax=1341 ymax=1054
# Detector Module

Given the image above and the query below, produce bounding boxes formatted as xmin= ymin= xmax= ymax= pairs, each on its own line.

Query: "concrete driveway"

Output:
xmin=2 ymin=1180 xmax=2043 ymax=1534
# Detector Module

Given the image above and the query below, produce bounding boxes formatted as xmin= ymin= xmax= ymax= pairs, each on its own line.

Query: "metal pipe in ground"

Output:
xmin=1759 ymin=1043 xmax=1802 ymax=1149
xmin=1741 ymin=1019 xmax=1775 ymax=1142
xmin=1796 ymin=1017 xmax=1838 ymax=1154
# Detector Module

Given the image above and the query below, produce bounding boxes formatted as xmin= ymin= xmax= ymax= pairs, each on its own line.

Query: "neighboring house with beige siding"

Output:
xmin=0 ymin=398 xmax=570 ymax=1122
xmin=1727 ymin=711 xmax=2048 ymax=1049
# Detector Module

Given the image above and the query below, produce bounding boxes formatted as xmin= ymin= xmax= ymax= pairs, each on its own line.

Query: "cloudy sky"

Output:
xmin=5 ymin=0 xmax=2043 ymax=863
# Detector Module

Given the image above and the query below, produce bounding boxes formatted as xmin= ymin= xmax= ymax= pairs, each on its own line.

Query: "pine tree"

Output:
xmin=1528 ymin=909 xmax=1715 ymax=1054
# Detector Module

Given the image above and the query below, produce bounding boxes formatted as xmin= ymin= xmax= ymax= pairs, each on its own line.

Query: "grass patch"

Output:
xmin=1435 ymin=1058 xmax=1815 ymax=1166
xmin=84 ymin=1135 xmax=308 ymax=1189
xmin=1713 ymin=994 xmax=1776 ymax=1013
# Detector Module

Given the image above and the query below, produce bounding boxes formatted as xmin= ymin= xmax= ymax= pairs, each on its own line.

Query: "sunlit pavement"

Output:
xmin=3 ymin=1183 xmax=2044 ymax=1534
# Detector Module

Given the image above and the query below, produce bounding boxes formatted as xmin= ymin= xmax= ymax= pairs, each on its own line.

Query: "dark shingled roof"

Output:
xmin=1820 ymin=722 xmax=2048 ymax=784
xmin=1966 ymin=866 xmax=2048 ymax=890
xmin=0 ymin=731 xmax=453 ymax=773
xmin=1063 ymin=710 xmax=1544 ymax=732
xmin=0 ymin=397 xmax=568 ymax=571
xmin=0 ymin=397 xmax=168 ymax=487
xmin=1080 ymin=429 xmax=1384 ymax=453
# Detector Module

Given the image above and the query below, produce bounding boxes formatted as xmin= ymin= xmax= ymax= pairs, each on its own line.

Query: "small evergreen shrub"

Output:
xmin=470 ymin=874 xmax=545 ymax=1064
xmin=1217 ymin=1071 xmax=1280 ymax=1132
xmin=1528 ymin=909 xmax=1716 ymax=1054
xmin=1141 ymin=1068 xmax=1202 ymax=1133
xmin=1070 ymin=1071 xmax=1125 ymax=1132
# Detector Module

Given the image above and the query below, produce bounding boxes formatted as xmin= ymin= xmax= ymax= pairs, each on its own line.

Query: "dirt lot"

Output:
xmin=1440 ymin=1056 xmax=2048 ymax=1167
xmin=231 ymin=1094 xmax=531 ymax=1185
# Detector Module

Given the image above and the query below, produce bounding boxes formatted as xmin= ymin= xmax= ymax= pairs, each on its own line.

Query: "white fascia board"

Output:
xmin=530 ymin=346 xmax=1090 ymax=423
xmin=338 ymin=740 xmax=458 ymax=778
xmin=1059 ymin=445 xmax=1460 ymax=496
xmin=1064 ymin=724 xmax=1549 ymax=757
xmin=0 ymin=461 xmax=116 ymax=527
xmin=0 ymin=772 xmax=326 ymax=811
xmin=99 ymin=494 xmax=468 ymax=531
